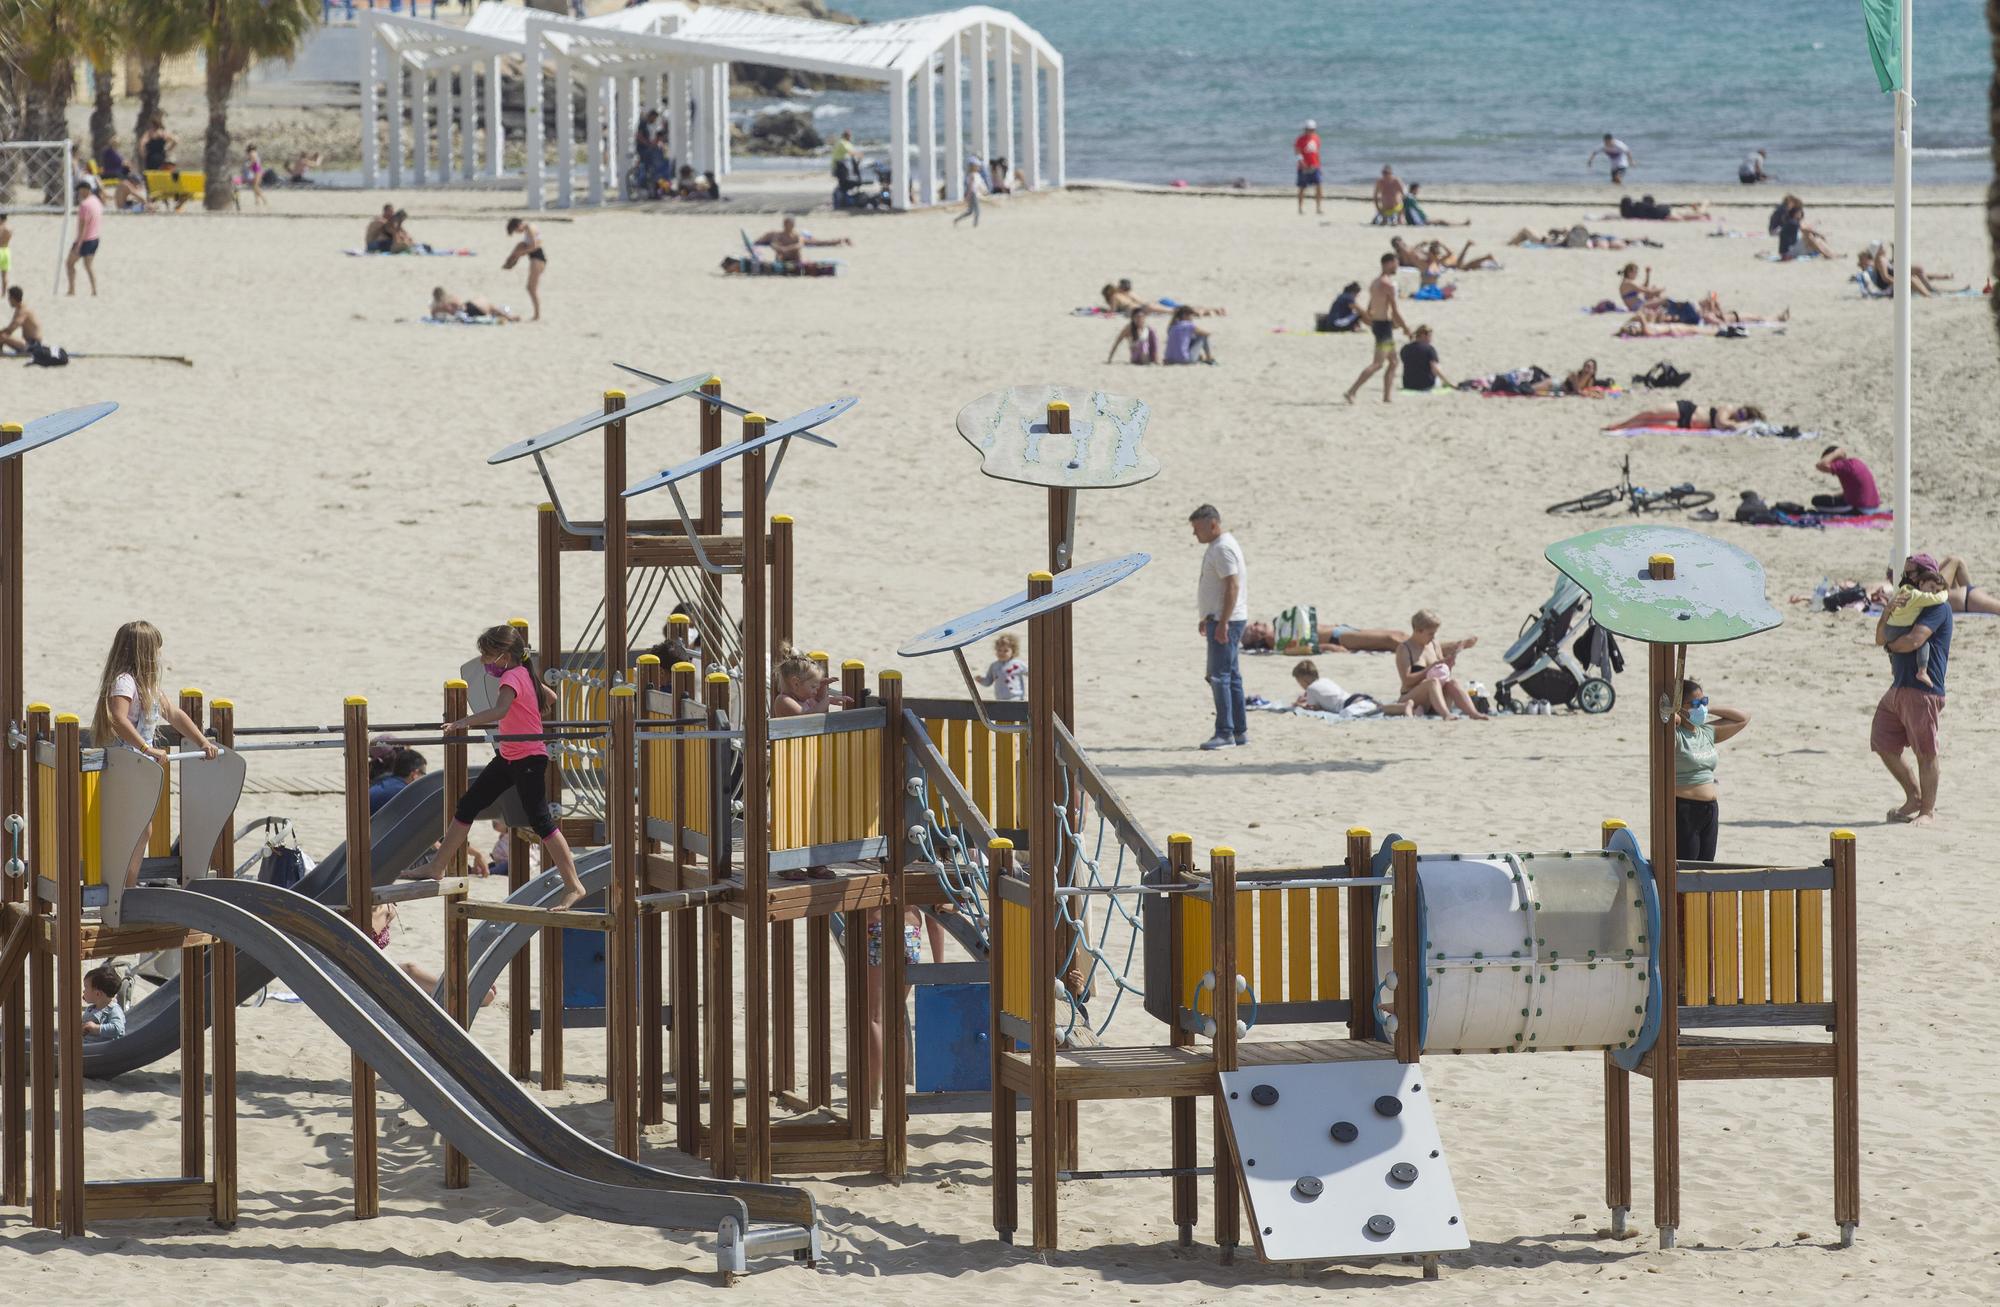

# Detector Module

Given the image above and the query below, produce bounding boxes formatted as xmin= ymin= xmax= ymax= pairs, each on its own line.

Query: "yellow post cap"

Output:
xmin=26 ymin=702 xmax=49 ymax=712
xmin=706 ymin=375 xmax=722 ymax=386
xmin=1832 ymin=829 xmax=1856 ymax=840
xmin=1167 ymin=833 xmax=1194 ymax=845
xmin=1046 ymin=400 xmax=1070 ymax=412
xmin=808 ymin=650 xmax=830 ymax=661
xmin=1346 ymin=826 xmax=1372 ymax=838
xmin=345 ymin=695 xmax=369 ymax=706
xmin=637 ymin=653 xmax=661 ymax=665
xmin=879 ymin=669 xmax=901 ymax=682
xmin=539 ymin=502 xmax=555 ymax=512
xmin=1647 ymin=553 xmax=1675 ymax=567
xmin=772 ymin=513 xmax=794 ymax=524
xmin=743 ymin=412 xmax=767 ymax=424
xmin=988 ymin=837 xmax=1015 ymax=851
xmin=508 ymin=616 xmax=530 ymax=628
xmin=604 ymin=388 xmax=627 ymax=401
xmin=1391 ymin=839 xmax=1418 ymax=852
xmin=611 ymin=685 xmax=637 ymax=698
xmin=1028 ymin=570 xmax=1054 ymax=583
xmin=842 ymin=659 xmax=865 ymax=670
xmin=1209 ymin=845 xmax=1237 ymax=858
xmin=672 ymin=661 xmax=697 ymax=674
xmin=706 ymin=672 xmax=731 ymax=684
xmin=1602 ymin=818 xmax=1628 ymax=830
xmin=211 ymin=698 xmax=234 ymax=710
xmin=179 ymin=687 xmax=202 ymax=698
xmin=668 ymin=613 xmax=690 ymax=625
xmin=445 ymin=678 xmax=468 ymax=690
xmin=0 ymin=423 xmax=23 ymax=435
xmin=54 ymin=713 xmax=79 ymax=725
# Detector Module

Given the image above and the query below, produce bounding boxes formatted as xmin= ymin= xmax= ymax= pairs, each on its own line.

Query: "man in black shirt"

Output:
xmin=1399 ymin=325 xmax=1450 ymax=392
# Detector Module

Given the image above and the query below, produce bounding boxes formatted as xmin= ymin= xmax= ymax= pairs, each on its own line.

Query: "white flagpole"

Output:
xmin=1890 ymin=0 xmax=1913 ymax=574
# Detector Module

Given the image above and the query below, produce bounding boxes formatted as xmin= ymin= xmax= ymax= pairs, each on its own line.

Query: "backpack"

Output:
xmin=27 ymin=343 xmax=68 ymax=368
xmin=255 ymin=818 xmax=310 ymax=890
xmin=1632 ymin=361 xmax=1689 ymax=389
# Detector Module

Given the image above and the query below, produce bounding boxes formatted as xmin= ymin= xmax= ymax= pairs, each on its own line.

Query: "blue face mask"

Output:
xmin=1687 ymin=699 xmax=1709 ymax=726
xmin=482 ymin=661 xmax=504 ymax=677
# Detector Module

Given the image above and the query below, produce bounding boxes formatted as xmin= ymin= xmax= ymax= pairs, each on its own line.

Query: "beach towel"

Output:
xmin=344 ymin=247 xmax=476 ymax=257
xmin=1746 ymin=512 xmax=1892 ymax=531
xmin=1705 ymin=228 xmax=1751 ymax=238
xmin=1757 ymin=251 xmax=1821 ymax=262
xmin=1072 ymin=306 xmax=1120 ymax=317
xmin=420 ymin=312 xmax=511 ymax=326
xmin=1604 ymin=414 xmax=1811 ymax=440
xmin=1249 ymin=695 xmax=1384 ymax=721
xmin=1411 ymin=283 xmax=1454 ymax=301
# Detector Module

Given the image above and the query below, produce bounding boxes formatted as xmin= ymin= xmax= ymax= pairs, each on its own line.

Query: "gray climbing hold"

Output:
xmin=1389 ymin=1162 xmax=1419 ymax=1184
xmin=1250 ymin=1083 xmax=1279 ymax=1107
xmin=1374 ymin=1095 xmax=1402 ymax=1118
xmin=1366 ymin=1214 xmax=1397 ymax=1237
xmin=1294 ymin=1175 xmax=1324 ymax=1200
xmin=1330 ymin=1121 xmax=1359 ymax=1143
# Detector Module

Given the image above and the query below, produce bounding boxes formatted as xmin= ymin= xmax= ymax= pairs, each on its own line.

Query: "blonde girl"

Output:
xmin=91 ymin=621 xmax=217 ymax=887
xmin=976 ymin=633 xmax=1027 ymax=701
xmin=771 ymin=646 xmax=850 ymax=883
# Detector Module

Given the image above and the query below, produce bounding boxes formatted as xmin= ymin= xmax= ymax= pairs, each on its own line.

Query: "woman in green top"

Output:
xmin=1674 ymin=678 xmax=1751 ymax=860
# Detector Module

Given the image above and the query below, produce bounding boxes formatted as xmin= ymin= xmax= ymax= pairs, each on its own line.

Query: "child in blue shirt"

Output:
xmin=82 ymin=965 xmax=125 ymax=1042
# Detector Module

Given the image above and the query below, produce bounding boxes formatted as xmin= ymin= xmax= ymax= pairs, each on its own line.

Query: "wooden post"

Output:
xmin=1830 ymin=829 xmax=1860 ymax=1243
xmin=608 ymin=684 xmax=640 ymax=1160
xmin=671 ymin=660 xmax=702 ymax=1152
xmin=342 ymin=696 xmax=379 ymax=1220
xmin=697 ymin=377 xmax=723 ymax=534
xmin=1166 ymin=834 xmax=1197 ymax=1245
xmin=526 ymin=507 xmax=561 ymax=1082
xmin=176 ymin=689 xmax=207 ymax=1182
xmin=0 ymin=433 xmax=25 ymax=1210
xmin=1024 ymin=572 xmax=1059 ymax=1250
xmin=1043 ymin=403 xmax=1084 ymax=1178
xmin=842 ymin=657 xmax=871 ymax=1141
xmin=637 ymin=656 xmax=665 ymax=1128
xmin=210 ymin=698 xmax=239 ymax=1226
xmin=603 ymin=389 xmax=630 ymax=679
xmin=1209 ymin=844 xmax=1240 ymax=1262
xmin=1391 ymin=840 xmax=1420 ymax=1066
xmin=54 ymin=715 xmax=84 ymax=1237
xmin=769 ymin=518 xmax=796 ymax=1100
xmin=25 ymin=705 xmax=53 ymax=1229
xmin=1344 ymin=827 xmax=1376 ymax=1043
xmin=1601 ymin=818 xmax=1633 ymax=1233
xmin=702 ymin=671 xmax=736 ymax=1180
xmin=988 ymin=838 xmax=1018 ymax=1242
xmin=525 ymin=598 xmax=562 ymax=1092
xmin=879 ymin=669 xmax=908 ymax=1180
xmin=441 ymin=678 xmax=470 ymax=1187
xmin=1646 ymin=553 xmax=1682 ymax=1247
xmin=739 ymin=419 xmax=772 ymax=1184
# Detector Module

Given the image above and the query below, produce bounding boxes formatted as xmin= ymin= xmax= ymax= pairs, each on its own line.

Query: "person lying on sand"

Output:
xmin=755 ymin=217 xmax=850 ymax=264
xmin=0 ymin=286 xmax=42 ymax=354
xmin=429 ymin=286 xmax=519 ymax=322
xmin=1101 ymin=279 xmax=1225 ymax=317
xmin=1613 ymin=401 xmax=1769 ymax=430
xmin=1509 ymin=225 xmax=1652 ymax=250
xmin=1858 ymin=242 xmax=1955 ymax=297
xmin=1383 ymin=610 xmax=1486 ymax=720
xmin=1421 ymin=239 xmax=1497 ymax=270
xmin=1243 ymin=618 xmax=1408 ymax=655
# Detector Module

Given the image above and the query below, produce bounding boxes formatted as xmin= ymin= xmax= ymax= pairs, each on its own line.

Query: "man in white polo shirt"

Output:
xmin=1190 ymin=503 xmax=1249 ymax=750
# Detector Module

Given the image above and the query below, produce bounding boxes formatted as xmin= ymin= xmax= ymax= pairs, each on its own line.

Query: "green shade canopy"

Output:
xmin=1546 ymin=525 xmax=1781 ymax=645
xmin=955 ymin=385 xmax=1158 ymax=490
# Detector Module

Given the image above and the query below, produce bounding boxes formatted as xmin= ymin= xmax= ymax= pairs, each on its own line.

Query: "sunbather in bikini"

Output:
xmin=1100 ymin=279 xmax=1225 ymax=317
xmin=1858 ymin=243 xmax=1955 ymax=297
xmin=1424 ymin=239 xmax=1497 ymax=270
xmin=429 ymin=286 xmax=519 ymax=322
xmin=1242 ymin=618 xmax=1407 ymax=655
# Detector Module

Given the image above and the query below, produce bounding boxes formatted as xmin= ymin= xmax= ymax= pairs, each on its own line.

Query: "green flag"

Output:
xmin=1861 ymin=0 xmax=1901 ymax=92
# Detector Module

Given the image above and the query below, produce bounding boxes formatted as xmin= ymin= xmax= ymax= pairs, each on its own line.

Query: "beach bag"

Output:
xmin=256 ymin=818 xmax=310 ymax=890
xmin=27 ymin=343 xmax=68 ymax=368
xmin=1633 ymin=361 xmax=1689 ymax=389
xmin=1271 ymin=605 xmax=1318 ymax=653
xmin=1735 ymin=491 xmax=1774 ymax=524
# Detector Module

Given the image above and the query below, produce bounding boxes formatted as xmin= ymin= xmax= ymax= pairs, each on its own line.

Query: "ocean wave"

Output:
xmin=1910 ymin=146 xmax=1986 ymax=158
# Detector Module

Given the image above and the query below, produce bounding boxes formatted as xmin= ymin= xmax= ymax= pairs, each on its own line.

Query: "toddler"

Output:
xmin=1886 ymin=570 xmax=1949 ymax=688
xmin=977 ymin=634 xmax=1028 ymax=702
xmin=82 ymin=965 xmax=126 ymax=1043
xmin=1290 ymin=659 xmax=1348 ymax=712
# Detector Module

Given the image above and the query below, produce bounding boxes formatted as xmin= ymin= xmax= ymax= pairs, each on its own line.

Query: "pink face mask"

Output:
xmin=482 ymin=662 xmax=504 ymax=677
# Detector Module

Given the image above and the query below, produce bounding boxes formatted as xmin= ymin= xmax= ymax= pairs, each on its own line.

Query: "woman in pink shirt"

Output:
xmin=421 ymin=624 xmax=586 ymax=908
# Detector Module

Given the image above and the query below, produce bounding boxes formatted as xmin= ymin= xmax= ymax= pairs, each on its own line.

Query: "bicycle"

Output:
xmin=1545 ymin=455 xmax=1716 ymax=515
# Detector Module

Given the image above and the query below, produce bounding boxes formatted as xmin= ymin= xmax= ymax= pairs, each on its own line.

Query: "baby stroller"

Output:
xmin=1493 ymin=574 xmax=1622 ymax=714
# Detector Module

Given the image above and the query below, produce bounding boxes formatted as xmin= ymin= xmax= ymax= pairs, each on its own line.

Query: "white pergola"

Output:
xmin=359 ymin=9 xmax=519 ymax=187
xmin=359 ymin=2 xmax=1065 ymax=213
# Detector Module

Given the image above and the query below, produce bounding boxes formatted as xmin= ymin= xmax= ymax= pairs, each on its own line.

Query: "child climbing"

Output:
xmin=977 ymin=633 xmax=1028 ymax=701
xmin=90 ymin=620 xmax=219 ymax=888
xmin=415 ymin=623 xmax=585 ymax=909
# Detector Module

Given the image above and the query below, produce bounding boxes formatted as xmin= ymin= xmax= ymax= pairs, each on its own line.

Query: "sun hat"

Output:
xmin=1303 ymin=119 xmax=1316 ymax=131
xmin=1907 ymin=552 xmax=1940 ymax=571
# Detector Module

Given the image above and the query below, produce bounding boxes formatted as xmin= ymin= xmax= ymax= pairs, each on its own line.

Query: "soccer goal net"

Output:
xmin=0 ymin=141 xmax=76 ymax=294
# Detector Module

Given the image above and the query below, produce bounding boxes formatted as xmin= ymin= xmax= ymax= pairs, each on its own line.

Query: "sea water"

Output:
xmin=777 ymin=0 xmax=1992 ymax=187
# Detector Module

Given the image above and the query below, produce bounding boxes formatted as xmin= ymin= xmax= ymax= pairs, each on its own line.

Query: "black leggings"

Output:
xmin=1675 ymin=797 xmax=1719 ymax=862
xmin=455 ymin=753 xmax=558 ymax=840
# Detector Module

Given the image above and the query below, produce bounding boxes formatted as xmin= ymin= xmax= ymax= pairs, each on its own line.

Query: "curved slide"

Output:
xmin=120 ymin=879 xmax=818 ymax=1272
xmin=83 ymin=772 xmax=452 ymax=1080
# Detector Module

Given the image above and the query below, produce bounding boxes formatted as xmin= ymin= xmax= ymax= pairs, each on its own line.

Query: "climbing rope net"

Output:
xmin=907 ymin=756 xmax=1150 ymax=1043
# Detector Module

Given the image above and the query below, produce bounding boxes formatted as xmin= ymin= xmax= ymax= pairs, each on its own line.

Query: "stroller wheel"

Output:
xmin=1576 ymin=677 xmax=1616 ymax=715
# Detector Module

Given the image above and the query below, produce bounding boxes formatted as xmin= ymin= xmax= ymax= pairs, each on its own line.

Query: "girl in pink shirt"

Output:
xmin=422 ymin=624 xmax=585 ymax=908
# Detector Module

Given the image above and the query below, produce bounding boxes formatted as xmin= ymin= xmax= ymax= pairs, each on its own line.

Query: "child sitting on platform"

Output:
xmin=82 ymin=965 xmax=126 ymax=1042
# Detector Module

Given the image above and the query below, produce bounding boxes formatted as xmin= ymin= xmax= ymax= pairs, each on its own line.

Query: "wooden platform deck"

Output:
xmin=999 ymin=1038 xmax=1395 ymax=1101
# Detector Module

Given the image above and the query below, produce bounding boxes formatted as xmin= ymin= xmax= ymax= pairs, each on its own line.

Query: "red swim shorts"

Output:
xmin=1870 ymin=686 xmax=1944 ymax=756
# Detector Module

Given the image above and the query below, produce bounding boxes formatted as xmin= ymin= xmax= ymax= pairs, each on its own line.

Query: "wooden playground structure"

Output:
xmin=0 ymin=387 xmax=1863 ymax=1279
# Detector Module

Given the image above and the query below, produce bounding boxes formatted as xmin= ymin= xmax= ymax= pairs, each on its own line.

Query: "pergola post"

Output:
xmin=1049 ymin=58 xmax=1065 ymax=188
xmin=413 ymin=66 xmax=429 ymax=185
xmin=386 ymin=48 xmax=403 ymax=188
xmin=607 ymin=73 xmax=625 ymax=197
xmin=361 ymin=30 xmax=379 ymax=187
xmin=968 ymin=23 xmax=988 ymax=168
xmin=918 ymin=55 xmax=938 ymax=207
xmin=555 ymin=58 xmax=573 ymax=207
xmin=714 ymin=64 xmax=730 ymax=176
xmin=996 ymin=33 xmax=1014 ymax=180
xmin=585 ymin=73 xmax=605 ymax=205
xmin=889 ymin=71 xmax=910 ymax=211
xmin=461 ymin=61 xmax=478 ymax=179
xmin=945 ymin=36 xmax=965 ymax=201
xmin=486 ymin=54 xmax=504 ymax=178
xmin=668 ymin=63 xmax=688 ymax=175
xmin=1024 ymin=50 xmax=1040 ymax=190
xmin=525 ymin=37 xmax=544 ymax=207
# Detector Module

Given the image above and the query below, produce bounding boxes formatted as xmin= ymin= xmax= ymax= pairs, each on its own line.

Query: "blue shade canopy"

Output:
xmin=0 ymin=403 xmax=118 ymax=463
xmin=488 ymin=371 xmax=714 ymax=465
xmin=898 ymin=553 xmax=1150 ymax=657
xmin=955 ymin=385 xmax=1158 ymax=490
xmin=621 ymin=397 xmax=855 ymax=499
xmin=1546 ymin=525 xmax=1781 ymax=645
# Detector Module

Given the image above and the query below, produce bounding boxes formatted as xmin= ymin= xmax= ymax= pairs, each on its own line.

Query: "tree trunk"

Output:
xmin=134 ymin=57 xmax=162 ymax=147
xmin=203 ymin=46 xmax=236 ymax=211
xmin=29 ymin=61 xmax=74 ymax=205
xmin=89 ymin=62 xmax=115 ymax=163
xmin=1988 ymin=1 xmax=1999 ymax=345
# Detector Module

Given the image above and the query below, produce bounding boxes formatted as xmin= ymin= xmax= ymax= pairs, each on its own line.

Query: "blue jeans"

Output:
xmin=1204 ymin=619 xmax=1247 ymax=738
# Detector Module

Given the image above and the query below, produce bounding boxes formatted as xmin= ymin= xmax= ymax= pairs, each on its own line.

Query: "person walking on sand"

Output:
xmin=1295 ymin=119 xmax=1323 ymax=216
xmin=1872 ymin=565 xmax=1951 ymax=825
xmin=66 ymin=182 xmax=102 ymax=297
xmin=1587 ymin=133 xmax=1634 ymax=184
xmin=1190 ymin=504 xmax=1249 ymax=751
xmin=954 ymin=158 xmax=983 ymax=227
xmin=503 ymin=218 xmax=546 ymax=320
xmin=1343 ymin=252 xmax=1411 ymax=404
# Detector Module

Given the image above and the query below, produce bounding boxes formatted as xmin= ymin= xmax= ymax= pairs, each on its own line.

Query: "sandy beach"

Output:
xmin=3 ymin=175 xmax=1997 ymax=1303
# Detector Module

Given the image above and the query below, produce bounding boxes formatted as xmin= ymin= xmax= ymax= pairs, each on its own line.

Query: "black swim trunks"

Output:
xmin=529 ymin=248 xmax=547 ymax=264
xmin=1370 ymin=319 xmax=1395 ymax=351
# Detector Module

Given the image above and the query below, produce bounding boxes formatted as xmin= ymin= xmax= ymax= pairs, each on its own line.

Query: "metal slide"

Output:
xmin=82 ymin=772 xmax=451 ymax=1079
xmin=120 ymin=880 xmax=818 ymax=1275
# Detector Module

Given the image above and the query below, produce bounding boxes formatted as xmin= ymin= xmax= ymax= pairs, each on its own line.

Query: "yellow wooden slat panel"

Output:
xmin=1769 ymin=889 xmax=1798 ymax=1004
xmin=1741 ymin=892 xmax=1767 ymax=1004
xmin=1682 ymin=892 xmax=1712 ymax=1007
xmin=1258 ymin=887 xmax=1284 ymax=1002
xmin=862 ymin=726 xmax=882 ymax=839
xmin=1182 ymin=895 xmax=1210 ymax=1013
xmin=1710 ymin=891 xmax=1740 ymax=1006
xmin=1001 ymin=899 xmax=1030 ymax=1021
xmin=925 ymin=719 xmax=947 ymax=822
xmin=1235 ymin=890 xmax=1254 ymax=998
xmin=947 ymin=718 xmax=970 ymax=791
xmin=995 ymin=732 xmax=1018 ymax=829
xmin=771 ymin=739 xmax=792 ymax=850
xmin=970 ymin=723 xmax=993 ymax=826
xmin=1286 ymin=888 xmax=1311 ymax=1002
xmin=1316 ymin=887 xmax=1341 ymax=1001
xmin=1797 ymin=889 xmax=1826 ymax=1004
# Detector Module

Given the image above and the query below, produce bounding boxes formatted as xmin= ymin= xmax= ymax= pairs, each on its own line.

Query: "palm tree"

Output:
xmin=0 ymin=0 xmax=87 ymax=199
xmin=184 ymin=0 xmax=319 ymax=211
xmin=123 ymin=0 xmax=203 ymax=152
xmin=80 ymin=4 xmax=126 ymax=164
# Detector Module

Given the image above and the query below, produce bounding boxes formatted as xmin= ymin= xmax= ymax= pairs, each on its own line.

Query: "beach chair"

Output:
xmin=145 ymin=169 xmax=205 ymax=207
